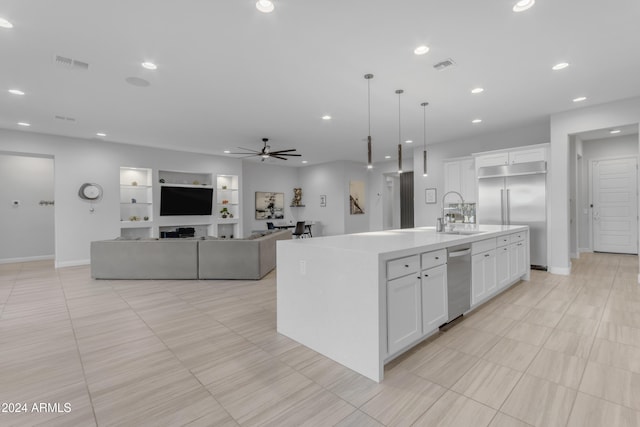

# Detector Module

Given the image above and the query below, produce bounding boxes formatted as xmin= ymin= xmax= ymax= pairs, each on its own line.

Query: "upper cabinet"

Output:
xmin=474 ymin=145 xmax=548 ymax=169
xmin=444 ymin=157 xmax=476 ymax=202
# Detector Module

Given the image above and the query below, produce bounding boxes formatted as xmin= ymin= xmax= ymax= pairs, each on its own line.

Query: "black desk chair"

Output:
xmin=292 ymin=221 xmax=306 ymax=238
xmin=266 ymin=222 xmax=275 ymax=230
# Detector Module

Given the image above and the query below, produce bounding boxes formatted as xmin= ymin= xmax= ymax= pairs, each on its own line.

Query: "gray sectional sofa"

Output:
xmin=90 ymin=229 xmax=291 ymax=280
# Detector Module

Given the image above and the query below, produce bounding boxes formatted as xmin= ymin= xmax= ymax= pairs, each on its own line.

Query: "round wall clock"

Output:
xmin=78 ymin=183 xmax=103 ymax=201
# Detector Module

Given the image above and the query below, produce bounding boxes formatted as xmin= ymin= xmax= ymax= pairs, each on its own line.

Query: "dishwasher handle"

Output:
xmin=448 ymin=248 xmax=471 ymax=258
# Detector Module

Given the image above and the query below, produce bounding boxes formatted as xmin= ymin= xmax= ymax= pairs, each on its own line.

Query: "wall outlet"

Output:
xmin=11 ymin=200 xmax=20 ymax=207
xmin=299 ymin=260 xmax=306 ymax=275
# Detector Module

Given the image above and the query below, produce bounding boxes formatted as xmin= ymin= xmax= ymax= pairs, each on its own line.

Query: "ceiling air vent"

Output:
xmin=433 ymin=58 xmax=456 ymax=71
xmin=54 ymin=115 xmax=76 ymax=122
xmin=54 ymin=55 xmax=90 ymax=71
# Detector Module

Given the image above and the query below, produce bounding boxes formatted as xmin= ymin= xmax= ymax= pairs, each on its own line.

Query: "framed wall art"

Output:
xmin=255 ymin=191 xmax=284 ymax=219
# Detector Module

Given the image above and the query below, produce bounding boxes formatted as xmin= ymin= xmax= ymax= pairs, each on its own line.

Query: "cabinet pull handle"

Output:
xmin=517 ymin=243 xmax=523 ymax=246
xmin=435 ymin=257 xmax=439 ymax=260
xmin=404 ymin=264 xmax=409 ymax=267
xmin=484 ymin=254 xmax=490 ymax=257
xmin=424 ymin=274 xmax=429 ymax=277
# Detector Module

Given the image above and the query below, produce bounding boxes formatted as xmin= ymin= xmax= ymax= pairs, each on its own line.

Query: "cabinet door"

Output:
xmin=471 ymin=253 xmax=486 ymax=306
xmin=472 ymin=250 xmax=496 ymax=306
xmin=483 ymin=250 xmax=497 ymax=297
xmin=421 ymin=264 xmax=447 ymax=333
xmin=496 ymin=245 xmax=510 ymax=289
xmin=515 ymin=241 xmax=527 ymax=278
xmin=444 ymin=161 xmax=462 ymax=195
xmin=460 ymin=158 xmax=476 ymax=202
xmin=387 ymin=274 xmax=422 ymax=355
xmin=509 ymin=147 xmax=546 ymax=164
xmin=509 ymin=244 xmax=520 ymax=281
xmin=475 ymin=152 xmax=509 ymax=169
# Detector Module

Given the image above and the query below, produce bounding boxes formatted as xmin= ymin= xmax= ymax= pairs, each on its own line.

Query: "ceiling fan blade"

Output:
xmin=274 ymin=153 xmax=301 ymax=157
xmin=228 ymin=152 xmax=259 ymax=156
xmin=269 ymin=148 xmax=298 ymax=154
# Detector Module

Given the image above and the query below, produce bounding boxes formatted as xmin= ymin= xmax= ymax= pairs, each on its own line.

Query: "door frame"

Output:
xmin=588 ymin=154 xmax=639 ymax=253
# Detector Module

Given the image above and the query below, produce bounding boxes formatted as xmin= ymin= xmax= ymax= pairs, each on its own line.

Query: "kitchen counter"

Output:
xmin=276 ymin=225 xmax=529 ymax=382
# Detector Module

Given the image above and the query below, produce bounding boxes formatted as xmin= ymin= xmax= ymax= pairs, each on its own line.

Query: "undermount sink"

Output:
xmin=443 ymin=230 xmax=484 ymax=235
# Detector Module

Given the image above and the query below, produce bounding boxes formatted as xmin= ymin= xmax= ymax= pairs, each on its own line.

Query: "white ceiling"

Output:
xmin=1 ymin=0 xmax=640 ymax=165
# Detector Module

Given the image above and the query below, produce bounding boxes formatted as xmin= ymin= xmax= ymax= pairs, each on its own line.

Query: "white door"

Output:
xmin=592 ymin=157 xmax=638 ymax=254
xmin=421 ymin=264 xmax=447 ymax=332
xmin=387 ymin=274 xmax=422 ymax=355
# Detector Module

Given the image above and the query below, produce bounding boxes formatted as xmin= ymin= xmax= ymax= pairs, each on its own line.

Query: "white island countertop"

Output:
xmin=283 ymin=224 xmax=527 ymax=259
xmin=276 ymin=224 xmax=529 ymax=382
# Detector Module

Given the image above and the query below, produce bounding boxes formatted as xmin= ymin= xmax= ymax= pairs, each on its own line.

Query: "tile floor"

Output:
xmin=0 ymin=252 xmax=639 ymax=426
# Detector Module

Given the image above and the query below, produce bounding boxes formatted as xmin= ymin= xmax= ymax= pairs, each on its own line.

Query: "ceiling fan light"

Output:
xmin=256 ymin=0 xmax=275 ymax=13
xmin=513 ymin=0 xmax=535 ymax=12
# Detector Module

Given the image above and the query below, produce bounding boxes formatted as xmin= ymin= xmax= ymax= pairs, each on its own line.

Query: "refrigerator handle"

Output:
xmin=506 ymin=189 xmax=511 ymax=225
xmin=500 ymin=189 xmax=505 ymax=225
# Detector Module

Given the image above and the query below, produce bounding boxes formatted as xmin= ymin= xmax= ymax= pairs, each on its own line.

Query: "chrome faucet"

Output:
xmin=439 ymin=191 xmax=465 ymax=232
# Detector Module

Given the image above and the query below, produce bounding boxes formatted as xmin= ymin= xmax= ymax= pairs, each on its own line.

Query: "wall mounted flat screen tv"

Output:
xmin=160 ymin=186 xmax=213 ymax=216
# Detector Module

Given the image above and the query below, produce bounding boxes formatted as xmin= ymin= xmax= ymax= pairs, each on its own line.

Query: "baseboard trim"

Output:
xmin=55 ymin=259 xmax=90 ymax=269
xmin=570 ymin=252 xmax=578 ymax=260
xmin=0 ymin=255 xmax=54 ymax=264
xmin=579 ymin=248 xmax=593 ymax=254
xmin=637 ymin=273 xmax=640 ymax=285
xmin=549 ymin=265 xmax=571 ymax=276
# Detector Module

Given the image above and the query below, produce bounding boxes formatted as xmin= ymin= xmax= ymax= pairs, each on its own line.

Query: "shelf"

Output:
xmin=160 ymin=183 xmax=213 ymax=189
xmin=120 ymin=202 xmax=152 ymax=205
xmin=121 ymin=185 xmax=152 ymax=189
xmin=217 ymin=187 xmax=238 ymax=191
xmin=217 ymin=203 xmax=238 ymax=206
xmin=290 ymin=205 xmax=306 ymax=207
xmin=120 ymin=221 xmax=153 ymax=228
xmin=218 ymin=218 xmax=238 ymax=224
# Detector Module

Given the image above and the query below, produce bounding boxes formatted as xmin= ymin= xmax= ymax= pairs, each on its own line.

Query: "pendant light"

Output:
xmin=396 ymin=89 xmax=404 ymax=174
xmin=421 ymin=102 xmax=429 ymax=177
xmin=364 ymin=74 xmax=374 ymax=169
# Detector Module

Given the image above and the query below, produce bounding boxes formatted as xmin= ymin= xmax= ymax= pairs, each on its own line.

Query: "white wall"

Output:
xmin=0 ymin=154 xmax=55 ymax=262
xmin=412 ymin=119 xmax=550 ymax=227
xmin=549 ymin=96 xmax=640 ymax=275
xmin=242 ymin=161 xmax=299 ymax=234
xmin=0 ymin=129 xmax=242 ymax=267
xmin=577 ymin=134 xmax=639 ymax=251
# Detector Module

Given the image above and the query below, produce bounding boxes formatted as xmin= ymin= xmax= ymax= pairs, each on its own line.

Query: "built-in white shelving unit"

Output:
xmin=216 ymin=174 xmax=240 ymax=238
xmin=120 ymin=167 xmax=153 ymax=238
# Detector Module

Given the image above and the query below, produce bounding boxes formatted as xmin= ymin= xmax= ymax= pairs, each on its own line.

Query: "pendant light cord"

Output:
xmin=367 ymin=78 xmax=371 ymax=136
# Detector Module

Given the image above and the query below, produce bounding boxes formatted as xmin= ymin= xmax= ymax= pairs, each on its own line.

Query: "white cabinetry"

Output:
xmin=387 ymin=261 xmax=422 ymax=355
xmin=120 ymin=167 xmax=153 ymax=238
xmin=475 ymin=145 xmax=547 ymax=169
xmin=386 ymin=250 xmax=447 ymax=356
xmin=421 ymin=264 xmax=447 ymax=331
xmin=444 ymin=158 xmax=476 ymax=202
xmin=471 ymin=238 xmax=497 ymax=306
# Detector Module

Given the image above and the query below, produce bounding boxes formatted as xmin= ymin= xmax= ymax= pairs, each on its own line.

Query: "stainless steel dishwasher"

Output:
xmin=446 ymin=243 xmax=472 ymax=323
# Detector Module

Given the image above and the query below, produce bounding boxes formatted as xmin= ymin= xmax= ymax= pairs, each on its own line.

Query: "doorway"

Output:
xmin=0 ymin=153 xmax=55 ymax=263
xmin=382 ymin=172 xmax=414 ymax=230
xmin=591 ymin=156 xmax=638 ymax=254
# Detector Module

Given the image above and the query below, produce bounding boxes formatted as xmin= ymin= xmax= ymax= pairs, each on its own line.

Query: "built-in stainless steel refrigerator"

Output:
xmin=477 ymin=161 xmax=547 ymax=270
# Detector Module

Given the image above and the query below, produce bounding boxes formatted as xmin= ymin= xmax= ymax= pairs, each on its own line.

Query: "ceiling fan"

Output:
xmin=229 ymin=138 xmax=301 ymax=161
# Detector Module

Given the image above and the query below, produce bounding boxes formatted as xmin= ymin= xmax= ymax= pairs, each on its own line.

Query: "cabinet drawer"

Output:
xmin=496 ymin=235 xmax=510 ymax=247
xmin=387 ymin=255 xmax=420 ymax=280
xmin=472 ymin=238 xmax=496 ymax=255
xmin=510 ymin=232 xmax=525 ymax=244
xmin=421 ymin=249 xmax=446 ymax=270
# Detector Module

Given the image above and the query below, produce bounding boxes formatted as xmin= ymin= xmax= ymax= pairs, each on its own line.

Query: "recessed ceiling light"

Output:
xmin=301 ymin=160 xmax=308 ymax=164
xmin=141 ymin=62 xmax=157 ymax=70
xmin=573 ymin=96 xmax=587 ymax=103
xmin=405 ymin=140 xmax=413 ymax=144
xmin=0 ymin=17 xmax=13 ymax=29
xmin=552 ymin=62 xmax=569 ymax=71
xmin=8 ymin=89 xmax=25 ymax=95
xmin=96 ymin=132 xmax=107 ymax=137
xmin=223 ymin=150 xmax=231 ymax=153
xmin=322 ymin=115 xmax=331 ymax=120
xmin=256 ymin=0 xmax=275 ymax=13
xmin=512 ymin=0 xmax=535 ymax=12
xmin=385 ymin=155 xmax=391 ymax=159
xmin=610 ymin=129 xmax=621 ymax=134
xmin=471 ymin=87 xmax=484 ymax=94
xmin=472 ymin=119 xmax=482 ymax=124
xmin=414 ymin=45 xmax=430 ymax=55
xmin=17 ymin=122 xmax=30 ymax=127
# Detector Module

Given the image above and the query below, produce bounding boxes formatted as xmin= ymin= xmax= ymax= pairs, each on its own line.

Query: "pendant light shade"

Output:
xmin=421 ymin=102 xmax=429 ymax=177
xmin=365 ymin=74 xmax=374 ymax=169
xmin=396 ymin=89 xmax=404 ymax=174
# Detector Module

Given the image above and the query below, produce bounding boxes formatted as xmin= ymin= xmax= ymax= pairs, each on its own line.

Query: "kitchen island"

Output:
xmin=276 ymin=225 xmax=530 ymax=382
